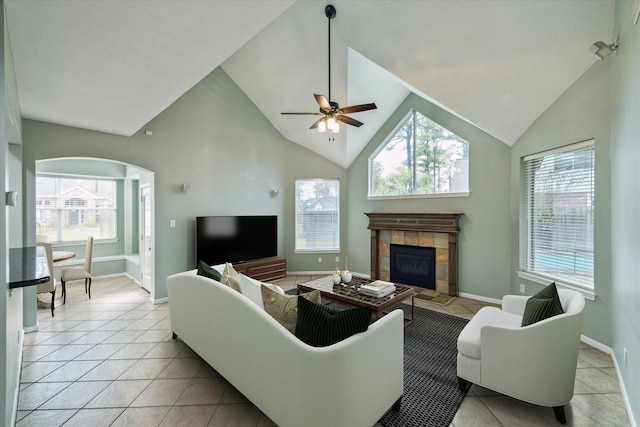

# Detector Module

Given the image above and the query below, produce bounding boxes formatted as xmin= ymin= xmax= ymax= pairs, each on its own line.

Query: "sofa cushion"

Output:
xmin=197 ymin=260 xmax=222 ymax=281
xmin=235 ymin=273 xmax=285 ymax=307
xmin=521 ymin=282 xmax=564 ymax=327
xmin=457 ymin=306 xmax=522 ymax=359
xmin=295 ymin=297 xmax=372 ymax=347
xmin=219 ymin=263 xmax=242 ymax=293
xmin=261 ymin=286 xmax=320 ymax=333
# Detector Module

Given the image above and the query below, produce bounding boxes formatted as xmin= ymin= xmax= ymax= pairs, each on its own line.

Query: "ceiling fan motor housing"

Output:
xmin=325 ymin=5 xmax=336 ymax=19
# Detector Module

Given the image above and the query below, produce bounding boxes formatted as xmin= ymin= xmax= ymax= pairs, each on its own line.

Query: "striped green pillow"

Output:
xmin=295 ymin=297 xmax=372 ymax=347
xmin=521 ymin=282 xmax=564 ymax=326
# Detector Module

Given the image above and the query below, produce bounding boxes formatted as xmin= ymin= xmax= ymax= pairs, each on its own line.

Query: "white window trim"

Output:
xmin=517 ymin=270 xmax=596 ymax=301
xmin=36 ymin=174 xmax=119 ymax=243
xmin=295 ymin=178 xmax=340 ymax=253
xmin=368 ymin=109 xmax=470 ymax=198
xmin=368 ymin=191 xmax=470 ymax=201
xmin=521 ymin=138 xmax=595 ymax=292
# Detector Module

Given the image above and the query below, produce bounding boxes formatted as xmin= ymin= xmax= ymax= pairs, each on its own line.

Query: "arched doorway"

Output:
xmin=35 ymin=157 xmax=156 ymax=301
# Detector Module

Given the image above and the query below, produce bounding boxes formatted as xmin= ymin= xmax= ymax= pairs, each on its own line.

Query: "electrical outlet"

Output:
xmin=519 ymin=284 xmax=525 ymax=293
xmin=318 ymin=257 xmax=322 ymax=263
xmin=624 ymin=348 xmax=628 ymax=367
xmin=335 ymin=256 xmax=340 ymax=262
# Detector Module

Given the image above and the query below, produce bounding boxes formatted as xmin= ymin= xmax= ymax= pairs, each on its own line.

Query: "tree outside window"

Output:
xmin=369 ymin=110 xmax=469 ymax=197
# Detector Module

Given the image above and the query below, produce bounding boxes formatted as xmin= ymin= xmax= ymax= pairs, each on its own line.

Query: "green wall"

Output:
xmin=347 ymin=93 xmax=512 ymax=299
xmin=22 ymin=67 xmax=345 ymax=300
xmin=611 ymin=0 xmax=640 ymax=421
xmin=2 ymin=2 xmax=24 ymax=425
xmin=510 ymin=60 xmax=612 ymax=346
xmin=511 ymin=0 xmax=639 ymax=420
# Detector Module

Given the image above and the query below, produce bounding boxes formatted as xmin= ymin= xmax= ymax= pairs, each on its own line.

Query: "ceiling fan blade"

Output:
xmin=281 ymin=112 xmax=323 ymax=115
xmin=336 ymin=115 xmax=364 ymax=127
xmin=338 ymin=103 xmax=377 ymax=114
xmin=314 ymin=94 xmax=332 ymax=113
xmin=309 ymin=117 xmax=326 ymax=130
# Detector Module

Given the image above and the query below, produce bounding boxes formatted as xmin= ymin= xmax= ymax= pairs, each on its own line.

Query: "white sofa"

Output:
xmin=167 ymin=268 xmax=404 ymax=427
xmin=456 ymin=288 xmax=585 ymax=424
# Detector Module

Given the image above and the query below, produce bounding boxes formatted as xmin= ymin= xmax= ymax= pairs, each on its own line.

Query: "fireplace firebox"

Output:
xmin=390 ymin=244 xmax=436 ymax=289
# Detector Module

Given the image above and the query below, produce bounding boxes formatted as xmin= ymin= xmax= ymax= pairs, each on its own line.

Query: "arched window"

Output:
xmin=369 ymin=110 xmax=469 ymax=198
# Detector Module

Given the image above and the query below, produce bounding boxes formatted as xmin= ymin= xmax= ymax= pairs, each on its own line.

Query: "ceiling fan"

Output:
xmin=281 ymin=4 xmax=377 ymax=134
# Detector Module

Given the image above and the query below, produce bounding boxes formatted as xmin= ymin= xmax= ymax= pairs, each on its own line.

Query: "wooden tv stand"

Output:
xmin=232 ymin=257 xmax=286 ymax=282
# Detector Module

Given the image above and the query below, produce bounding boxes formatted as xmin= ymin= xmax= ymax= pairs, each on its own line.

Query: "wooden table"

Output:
xmin=52 ymin=251 xmax=76 ymax=263
xmin=297 ymin=276 xmax=415 ymax=327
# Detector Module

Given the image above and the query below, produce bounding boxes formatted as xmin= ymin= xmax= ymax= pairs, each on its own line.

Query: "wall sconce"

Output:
xmin=270 ymin=189 xmax=279 ymax=197
xmin=590 ymin=37 xmax=618 ymax=60
xmin=180 ymin=183 xmax=191 ymax=194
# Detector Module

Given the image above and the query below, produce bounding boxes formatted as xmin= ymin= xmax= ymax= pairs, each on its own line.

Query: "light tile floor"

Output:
xmin=18 ymin=275 xmax=631 ymax=426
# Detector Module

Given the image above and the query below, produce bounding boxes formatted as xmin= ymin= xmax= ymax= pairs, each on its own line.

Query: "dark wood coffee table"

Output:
xmin=297 ymin=276 xmax=415 ymax=327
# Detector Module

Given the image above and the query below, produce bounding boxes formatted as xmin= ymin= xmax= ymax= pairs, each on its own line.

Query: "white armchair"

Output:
xmin=457 ymin=288 xmax=585 ymax=424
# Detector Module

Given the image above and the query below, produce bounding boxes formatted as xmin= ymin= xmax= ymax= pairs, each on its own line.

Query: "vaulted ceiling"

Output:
xmin=5 ymin=1 xmax=615 ymax=168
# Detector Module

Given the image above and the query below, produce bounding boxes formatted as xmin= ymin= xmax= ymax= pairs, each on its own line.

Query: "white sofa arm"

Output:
xmin=502 ymin=294 xmax=529 ymax=316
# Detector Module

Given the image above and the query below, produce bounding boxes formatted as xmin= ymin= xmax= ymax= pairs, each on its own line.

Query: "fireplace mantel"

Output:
xmin=365 ymin=213 xmax=463 ymax=295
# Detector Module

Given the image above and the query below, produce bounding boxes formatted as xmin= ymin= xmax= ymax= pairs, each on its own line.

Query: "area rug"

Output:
xmin=415 ymin=290 xmax=456 ymax=306
xmin=378 ymin=305 xmax=470 ymax=427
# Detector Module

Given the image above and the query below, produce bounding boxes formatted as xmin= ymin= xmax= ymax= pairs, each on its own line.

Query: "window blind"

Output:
xmin=295 ymin=179 xmax=340 ymax=252
xmin=523 ymin=141 xmax=594 ymax=289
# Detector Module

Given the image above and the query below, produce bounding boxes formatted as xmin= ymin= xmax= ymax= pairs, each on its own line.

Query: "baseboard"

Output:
xmin=123 ymin=272 xmax=141 ymax=286
xmin=152 ymin=296 xmax=168 ymax=304
xmin=457 ymin=291 xmax=502 ymax=305
xmin=286 ymin=270 xmax=371 ymax=278
xmin=580 ymin=336 xmax=637 ymax=427
xmin=613 ymin=353 xmax=638 ymax=427
xmin=24 ymin=323 xmax=39 ymax=333
xmin=11 ymin=329 xmax=25 ymax=427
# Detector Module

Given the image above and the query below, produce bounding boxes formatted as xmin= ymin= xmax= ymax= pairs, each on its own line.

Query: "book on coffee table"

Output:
xmin=359 ymin=280 xmax=396 ymax=298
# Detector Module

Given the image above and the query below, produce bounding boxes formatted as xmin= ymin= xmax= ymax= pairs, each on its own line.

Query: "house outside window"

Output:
xmin=36 ymin=175 xmax=117 ymax=243
xmin=522 ymin=140 xmax=595 ymax=290
xmin=295 ymin=179 xmax=340 ymax=253
xmin=369 ymin=110 xmax=469 ymax=198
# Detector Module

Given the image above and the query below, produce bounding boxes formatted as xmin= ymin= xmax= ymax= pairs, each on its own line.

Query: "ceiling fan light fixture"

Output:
xmin=327 ymin=116 xmax=337 ymax=130
xmin=318 ymin=119 xmax=327 ymax=133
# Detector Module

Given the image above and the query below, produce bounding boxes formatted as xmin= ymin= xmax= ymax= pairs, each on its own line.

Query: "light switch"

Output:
xmin=170 ymin=220 xmax=176 ymax=228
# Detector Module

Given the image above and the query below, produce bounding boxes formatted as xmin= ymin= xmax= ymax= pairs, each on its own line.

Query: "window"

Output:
xmin=523 ymin=140 xmax=594 ymax=289
xmin=36 ymin=175 xmax=117 ymax=243
xmin=369 ymin=110 xmax=469 ymax=197
xmin=295 ymin=179 xmax=339 ymax=252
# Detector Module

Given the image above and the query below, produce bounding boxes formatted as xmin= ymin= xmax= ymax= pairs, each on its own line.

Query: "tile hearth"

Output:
xmin=18 ymin=275 xmax=630 ymax=426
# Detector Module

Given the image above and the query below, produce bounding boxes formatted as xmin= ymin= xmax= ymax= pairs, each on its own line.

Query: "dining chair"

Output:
xmin=35 ymin=242 xmax=56 ymax=316
xmin=61 ymin=235 xmax=94 ymax=304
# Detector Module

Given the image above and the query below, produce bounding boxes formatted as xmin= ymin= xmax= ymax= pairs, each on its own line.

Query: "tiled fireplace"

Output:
xmin=365 ymin=213 xmax=463 ymax=296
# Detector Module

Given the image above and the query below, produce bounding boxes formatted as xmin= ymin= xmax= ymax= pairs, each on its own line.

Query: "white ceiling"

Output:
xmin=5 ymin=0 xmax=615 ymax=168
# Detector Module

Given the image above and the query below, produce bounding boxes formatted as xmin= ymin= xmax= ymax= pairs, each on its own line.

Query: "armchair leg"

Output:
xmin=553 ymin=405 xmax=566 ymax=424
xmin=50 ymin=290 xmax=55 ymax=317
xmin=87 ymin=278 xmax=92 ymax=299
xmin=392 ymin=397 xmax=402 ymax=412
xmin=457 ymin=376 xmax=471 ymax=392
xmin=61 ymin=280 xmax=66 ymax=304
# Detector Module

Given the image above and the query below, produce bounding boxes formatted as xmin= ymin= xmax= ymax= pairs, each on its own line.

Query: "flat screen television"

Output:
xmin=196 ymin=215 xmax=277 ymax=265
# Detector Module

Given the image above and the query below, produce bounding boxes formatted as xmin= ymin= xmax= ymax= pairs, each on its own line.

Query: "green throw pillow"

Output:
xmin=197 ymin=260 xmax=222 ymax=281
xmin=521 ymin=282 xmax=564 ymax=326
xmin=295 ymin=296 xmax=372 ymax=347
